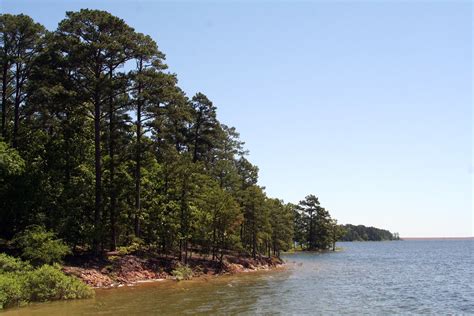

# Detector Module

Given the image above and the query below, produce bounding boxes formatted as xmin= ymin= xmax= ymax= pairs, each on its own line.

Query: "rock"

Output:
xmin=63 ymin=253 xmax=285 ymax=288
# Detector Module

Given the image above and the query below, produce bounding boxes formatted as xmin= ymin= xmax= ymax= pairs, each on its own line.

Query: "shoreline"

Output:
xmin=101 ymin=264 xmax=288 ymax=290
xmin=62 ymin=254 xmax=285 ymax=289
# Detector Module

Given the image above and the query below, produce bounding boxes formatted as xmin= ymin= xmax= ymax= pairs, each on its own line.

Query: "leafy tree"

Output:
xmin=12 ymin=226 xmax=71 ymax=265
xmin=195 ymin=182 xmax=242 ymax=261
xmin=159 ymin=153 xmax=203 ymax=263
xmin=0 ymin=140 xmax=24 ymax=177
xmin=0 ymin=141 xmax=25 ymax=238
xmin=240 ymin=185 xmax=269 ymax=258
xmin=292 ymin=204 xmax=306 ymax=249
xmin=268 ymin=199 xmax=294 ymax=257
xmin=329 ymin=219 xmax=346 ymax=251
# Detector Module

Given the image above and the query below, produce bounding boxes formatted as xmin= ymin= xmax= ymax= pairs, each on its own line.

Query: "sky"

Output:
xmin=2 ymin=0 xmax=472 ymax=237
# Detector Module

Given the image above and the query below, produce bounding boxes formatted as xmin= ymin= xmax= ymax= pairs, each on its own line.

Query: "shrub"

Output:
xmin=0 ymin=141 xmax=25 ymax=178
xmin=24 ymin=264 xmax=94 ymax=302
xmin=0 ymin=253 xmax=32 ymax=273
xmin=0 ymin=273 xmax=26 ymax=309
xmin=171 ymin=265 xmax=193 ymax=281
xmin=0 ymin=254 xmax=94 ymax=310
xmin=117 ymin=238 xmax=144 ymax=256
xmin=13 ymin=226 xmax=71 ymax=265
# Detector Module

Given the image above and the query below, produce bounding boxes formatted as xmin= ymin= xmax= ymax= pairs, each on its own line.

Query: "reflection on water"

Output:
xmin=3 ymin=240 xmax=473 ymax=315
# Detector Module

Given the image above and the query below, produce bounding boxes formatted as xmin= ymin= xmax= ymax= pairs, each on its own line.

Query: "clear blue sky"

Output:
xmin=3 ymin=0 xmax=472 ymax=237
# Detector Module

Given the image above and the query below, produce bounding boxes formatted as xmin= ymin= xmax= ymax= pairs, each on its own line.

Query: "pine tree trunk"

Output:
xmin=108 ymin=70 xmax=117 ymax=251
xmin=64 ymin=112 xmax=71 ymax=184
xmin=180 ymin=184 xmax=187 ymax=263
xmin=1 ymin=60 xmax=8 ymax=140
xmin=93 ymin=91 xmax=102 ymax=254
xmin=308 ymin=210 xmax=314 ymax=250
xmin=252 ymin=229 xmax=257 ymax=259
xmin=12 ymin=63 xmax=20 ymax=148
xmin=212 ymin=216 xmax=217 ymax=260
xmin=192 ymin=112 xmax=201 ymax=162
xmin=134 ymin=60 xmax=142 ymax=237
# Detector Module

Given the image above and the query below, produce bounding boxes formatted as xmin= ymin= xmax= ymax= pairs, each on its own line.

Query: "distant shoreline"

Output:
xmin=401 ymin=237 xmax=474 ymax=240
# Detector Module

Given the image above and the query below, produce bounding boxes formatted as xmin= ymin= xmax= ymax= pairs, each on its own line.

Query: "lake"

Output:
xmin=3 ymin=240 xmax=473 ymax=315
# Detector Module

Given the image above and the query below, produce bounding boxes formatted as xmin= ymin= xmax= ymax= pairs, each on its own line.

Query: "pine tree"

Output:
xmin=0 ymin=14 xmax=45 ymax=147
xmin=56 ymin=9 xmax=138 ymax=252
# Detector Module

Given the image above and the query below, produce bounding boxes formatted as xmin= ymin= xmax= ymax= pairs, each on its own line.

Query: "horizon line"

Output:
xmin=400 ymin=236 xmax=474 ymax=240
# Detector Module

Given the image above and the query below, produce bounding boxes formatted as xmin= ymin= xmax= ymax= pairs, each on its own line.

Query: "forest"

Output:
xmin=339 ymin=225 xmax=399 ymax=241
xmin=0 ymin=9 xmax=344 ymax=262
xmin=0 ymin=10 xmax=401 ymax=309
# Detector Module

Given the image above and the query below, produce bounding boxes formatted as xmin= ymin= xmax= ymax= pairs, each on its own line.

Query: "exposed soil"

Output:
xmin=62 ymin=253 xmax=285 ymax=288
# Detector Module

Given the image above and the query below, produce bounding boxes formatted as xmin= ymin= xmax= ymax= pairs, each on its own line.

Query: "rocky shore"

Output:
xmin=62 ymin=254 xmax=285 ymax=288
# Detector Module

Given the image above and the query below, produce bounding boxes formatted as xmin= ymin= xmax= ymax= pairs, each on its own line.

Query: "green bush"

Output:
xmin=0 ymin=253 xmax=32 ymax=273
xmin=25 ymin=264 xmax=93 ymax=302
xmin=13 ymin=226 xmax=71 ymax=265
xmin=0 ymin=141 xmax=25 ymax=178
xmin=171 ymin=265 xmax=193 ymax=281
xmin=0 ymin=273 xmax=26 ymax=309
xmin=117 ymin=238 xmax=144 ymax=256
xmin=0 ymin=254 xmax=94 ymax=310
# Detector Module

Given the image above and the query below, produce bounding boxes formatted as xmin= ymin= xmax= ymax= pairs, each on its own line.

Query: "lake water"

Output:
xmin=3 ymin=240 xmax=473 ymax=315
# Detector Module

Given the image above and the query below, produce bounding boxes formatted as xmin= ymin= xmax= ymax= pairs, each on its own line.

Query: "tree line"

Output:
xmin=339 ymin=224 xmax=399 ymax=241
xmin=0 ymin=10 xmax=348 ymax=263
xmin=3 ymin=9 xmax=403 ymax=265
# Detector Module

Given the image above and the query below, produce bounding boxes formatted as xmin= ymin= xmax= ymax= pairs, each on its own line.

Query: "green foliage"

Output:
xmin=0 ymin=254 xmax=93 ymax=309
xmin=117 ymin=239 xmax=144 ymax=256
xmin=0 ymin=253 xmax=32 ymax=273
xmin=268 ymin=199 xmax=294 ymax=256
xmin=0 ymin=142 xmax=25 ymax=178
xmin=0 ymin=11 xmax=373 ymax=289
xmin=0 ymin=13 xmax=46 ymax=149
xmin=24 ymin=264 xmax=93 ymax=302
xmin=339 ymin=224 xmax=395 ymax=241
xmin=0 ymin=273 xmax=26 ymax=309
xmin=13 ymin=226 xmax=71 ymax=265
xmin=294 ymin=195 xmax=334 ymax=251
xmin=171 ymin=264 xmax=193 ymax=281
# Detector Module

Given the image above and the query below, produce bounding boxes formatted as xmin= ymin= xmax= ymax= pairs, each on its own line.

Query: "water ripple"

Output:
xmin=3 ymin=240 xmax=473 ymax=315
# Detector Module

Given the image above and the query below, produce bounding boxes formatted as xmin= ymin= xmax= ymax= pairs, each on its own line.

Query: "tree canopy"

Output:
xmin=339 ymin=224 xmax=398 ymax=241
xmin=0 ymin=11 xmax=397 ymax=264
xmin=0 ymin=10 xmax=298 ymax=261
